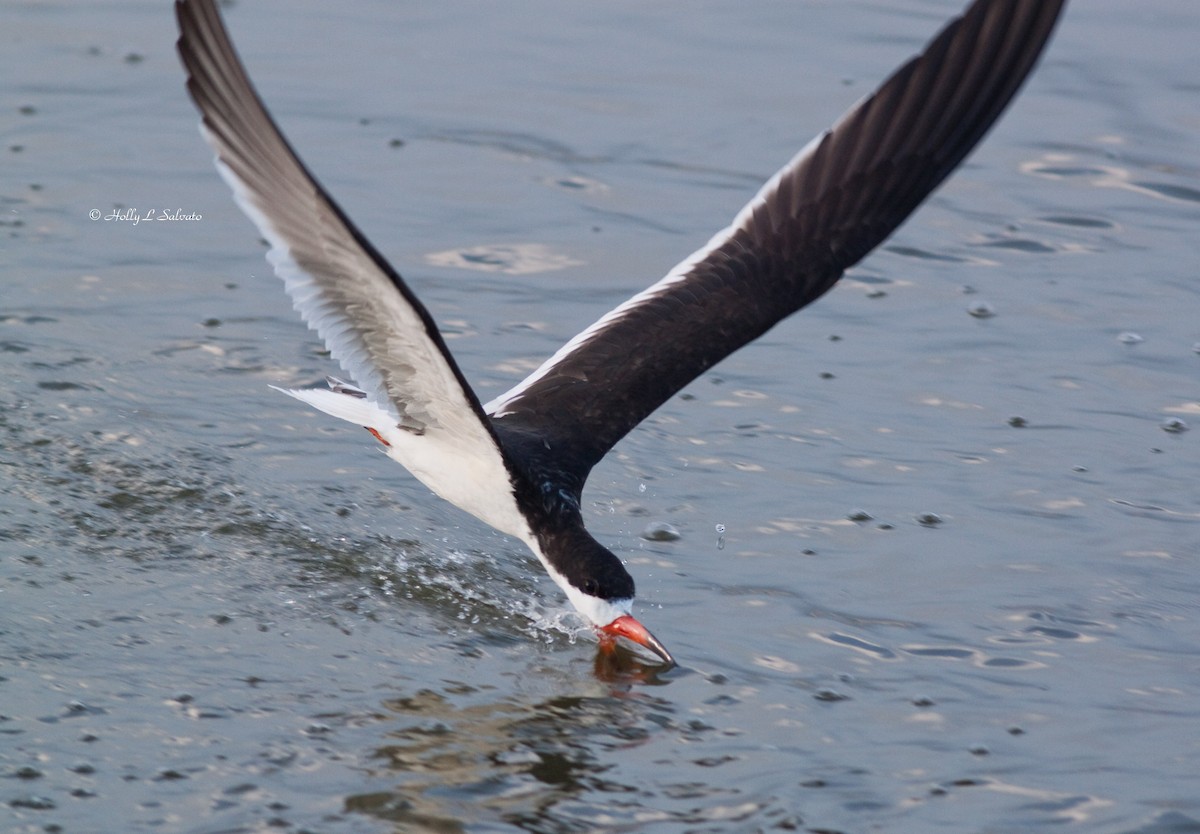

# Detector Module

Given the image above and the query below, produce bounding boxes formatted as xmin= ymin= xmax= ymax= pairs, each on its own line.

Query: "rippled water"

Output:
xmin=5 ymin=1 xmax=1199 ymax=832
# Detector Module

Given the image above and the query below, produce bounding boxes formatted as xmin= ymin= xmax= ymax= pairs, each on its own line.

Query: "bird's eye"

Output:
xmin=582 ymin=579 xmax=599 ymax=596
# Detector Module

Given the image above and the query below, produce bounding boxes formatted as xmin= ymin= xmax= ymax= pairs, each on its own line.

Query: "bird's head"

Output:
xmin=538 ymin=525 xmax=675 ymax=666
xmin=562 ymin=582 xmax=675 ymax=667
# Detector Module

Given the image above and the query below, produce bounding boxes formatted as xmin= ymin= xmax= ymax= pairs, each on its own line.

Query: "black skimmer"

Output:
xmin=176 ymin=0 xmax=1065 ymax=666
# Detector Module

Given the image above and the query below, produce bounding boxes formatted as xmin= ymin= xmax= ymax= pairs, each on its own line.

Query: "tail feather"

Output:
xmin=271 ymin=382 xmax=394 ymax=429
xmin=325 ymin=376 xmax=367 ymax=398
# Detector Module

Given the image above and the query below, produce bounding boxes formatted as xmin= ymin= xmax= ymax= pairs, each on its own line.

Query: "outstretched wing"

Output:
xmin=176 ymin=0 xmax=501 ymax=456
xmin=486 ymin=0 xmax=1065 ymax=479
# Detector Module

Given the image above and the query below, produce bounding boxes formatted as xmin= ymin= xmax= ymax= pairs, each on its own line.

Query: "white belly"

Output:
xmin=383 ymin=429 xmax=530 ymax=541
xmin=275 ymin=384 xmax=532 ymax=541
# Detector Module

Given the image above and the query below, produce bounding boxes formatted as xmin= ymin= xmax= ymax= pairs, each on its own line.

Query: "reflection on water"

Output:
xmin=424 ymin=242 xmax=584 ymax=275
xmin=350 ymin=684 xmax=679 ymax=831
xmin=1023 ymin=151 xmax=1200 ymax=206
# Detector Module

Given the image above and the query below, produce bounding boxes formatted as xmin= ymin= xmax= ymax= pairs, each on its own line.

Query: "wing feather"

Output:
xmin=176 ymin=0 xmax=505 ymax=465
xmin=487 ymin=0 xmax=1065 ymax=480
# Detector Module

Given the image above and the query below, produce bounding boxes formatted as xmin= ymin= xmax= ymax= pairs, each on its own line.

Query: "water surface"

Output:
xmin=4 ymin=1 xmax=1199 ymax=832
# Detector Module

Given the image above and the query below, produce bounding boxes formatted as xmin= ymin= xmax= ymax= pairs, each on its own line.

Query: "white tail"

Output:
xmin=270 ymin=382 xmax=394 ymax=430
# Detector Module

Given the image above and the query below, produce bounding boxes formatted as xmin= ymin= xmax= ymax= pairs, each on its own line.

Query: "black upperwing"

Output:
xmin=486 ymin=0 xmax=1066 ymax=482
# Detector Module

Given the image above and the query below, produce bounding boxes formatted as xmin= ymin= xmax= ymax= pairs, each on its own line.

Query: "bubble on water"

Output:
xmin=10 ymin=795 xmax=56 ymax=810
xmin=967 ymin=301 xmax=995 ymax=318
xmin=916 ymin=512 xmax=943 ymax=527
xmin=1008 ymin=416 xmax=1028 ymax=428
xmin=1118 ymin=331 xmax=1144 ymax=345
xmin=1161 ymin=417 xmax=1189 ymax=434
xmin=814 ymin=688 xmax=850 ymax=703
xmin=847 ymin=509 xmax=873 ymax=522
xmin=638 ymin=483 xmax=647 ymax=493
xmin=641 ymin=521 xmax=680 ymax=542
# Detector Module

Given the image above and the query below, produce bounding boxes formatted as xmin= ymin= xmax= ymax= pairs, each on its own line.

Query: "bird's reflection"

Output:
xmin=347 ymin=676 xmax=681 ymax=831
xmin=593 ymin=639 xmax=679 ymax=685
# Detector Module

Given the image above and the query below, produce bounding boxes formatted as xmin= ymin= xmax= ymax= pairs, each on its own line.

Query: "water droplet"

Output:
xmin=1118 ymin=331 xmax=1144 ymax=345
xmin=638 ymin=483 xmax=647 ymax=493
xmin=967 ymin=301 xmax=996 ymax=318
xmin=1161 ymin=417 xmax=1189 ymax=434
xmin=715 ymin=523 xmax=726 ymax=550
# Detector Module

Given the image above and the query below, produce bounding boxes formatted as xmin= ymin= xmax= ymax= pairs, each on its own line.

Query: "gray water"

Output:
xmin=4 ymin=1 xmax=1199 ymax=832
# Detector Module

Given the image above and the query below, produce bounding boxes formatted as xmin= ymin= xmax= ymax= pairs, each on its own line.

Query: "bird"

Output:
xmin=176 ymin=0 xmax=1066 ymax=667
